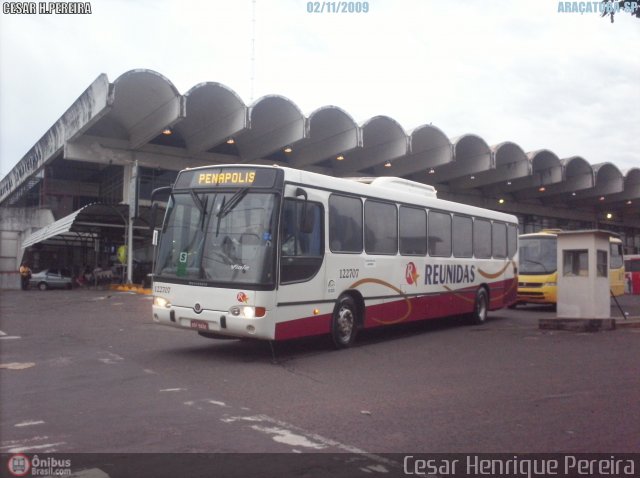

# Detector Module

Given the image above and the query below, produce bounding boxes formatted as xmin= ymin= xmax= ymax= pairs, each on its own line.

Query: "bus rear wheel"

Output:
xmin=470 ymin=287 xmax=488 ymax=325
xmin=331 ymin=296 xmax=358 ymax=349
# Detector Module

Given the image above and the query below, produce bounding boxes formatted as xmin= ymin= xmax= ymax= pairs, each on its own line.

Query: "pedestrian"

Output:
xmin=19 ymin=262 xmax=32 ymax=290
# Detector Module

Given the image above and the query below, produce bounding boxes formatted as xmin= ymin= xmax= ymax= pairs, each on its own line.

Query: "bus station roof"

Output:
xmin=1 ymin=69 xmax=638 ymax=227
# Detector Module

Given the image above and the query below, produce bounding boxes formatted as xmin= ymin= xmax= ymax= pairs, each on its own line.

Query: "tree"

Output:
xmin=601 ymin=0 xmax=640 ymax=23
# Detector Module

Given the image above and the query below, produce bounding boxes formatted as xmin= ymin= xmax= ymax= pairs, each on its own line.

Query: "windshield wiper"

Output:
xmin=217 ymin=188 xmax=249 ymax=219
xmin=190 ymin=190 xmax=206 ymax=215
xmin=189 ymin=190 xmax=209 ymax=231
xmin=522 ymin=258 xmax=550 ymax=273
xmin=214 ymin=189 xmax=248 ymax=237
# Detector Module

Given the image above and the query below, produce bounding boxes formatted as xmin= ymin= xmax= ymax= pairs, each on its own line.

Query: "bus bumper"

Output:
xmin=516 ymin=285 xmax=557 ymax=305
xmin=152 ymin=305 xmax=274 ymax=340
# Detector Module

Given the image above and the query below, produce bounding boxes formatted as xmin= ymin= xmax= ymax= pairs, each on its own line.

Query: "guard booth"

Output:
xmin=556 ymin=230 xmax=614 ymax=319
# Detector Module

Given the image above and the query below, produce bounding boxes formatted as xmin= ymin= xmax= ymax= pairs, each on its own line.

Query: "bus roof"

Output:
xmin=520 ymin=229 xmax=622 ymax=243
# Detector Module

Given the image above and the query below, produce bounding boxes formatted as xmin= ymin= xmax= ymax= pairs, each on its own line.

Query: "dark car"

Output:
xmin=29 ymin=268 xmax=73 ymax=290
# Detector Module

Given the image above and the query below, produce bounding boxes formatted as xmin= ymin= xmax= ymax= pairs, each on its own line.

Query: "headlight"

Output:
xmin=243 ymin=306 xmax=255 ymax=319
xmin=229 ymin=306 xmax=266 ymax=318
xmin=154 ymin=296 xmax=171 ymax=308
xmin=543 ymin=282 xmax=557 ymax=287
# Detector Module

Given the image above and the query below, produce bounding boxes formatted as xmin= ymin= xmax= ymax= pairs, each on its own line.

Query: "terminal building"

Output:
xmin=1 ymin=69 xmax=638 ymax=288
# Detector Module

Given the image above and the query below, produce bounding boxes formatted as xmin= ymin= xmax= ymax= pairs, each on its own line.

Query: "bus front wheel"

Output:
xmin=331 ymin=296 xmax=358 ymax=349
xmin=470 ymin=287 xmax=488 ymax=325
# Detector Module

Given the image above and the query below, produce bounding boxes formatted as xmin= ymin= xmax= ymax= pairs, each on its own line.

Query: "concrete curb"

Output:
xmin=615 ymin=318 xmax=640 ymax=328
xmin=539 ymin=317 xmax=640 ymax=331
xmin=539 ymin=318 xmax=616 ymax=332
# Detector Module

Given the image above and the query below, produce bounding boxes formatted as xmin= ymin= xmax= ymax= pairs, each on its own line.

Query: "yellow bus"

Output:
xmin=515 ymin=229 xmax=624 ymax=307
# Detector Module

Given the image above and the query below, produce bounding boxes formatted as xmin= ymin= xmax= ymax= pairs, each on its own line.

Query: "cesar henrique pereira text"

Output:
xmin=403 ymin=455 xmax=635 ymax=477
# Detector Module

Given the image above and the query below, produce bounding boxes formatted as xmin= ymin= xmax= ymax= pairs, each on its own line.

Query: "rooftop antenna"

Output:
xmin=250 ymin=0 xmax=256 ymax=102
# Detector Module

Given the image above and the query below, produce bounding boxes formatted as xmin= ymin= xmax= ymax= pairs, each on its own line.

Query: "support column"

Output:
xmin=123 ymin=160 xmax=139 ymax=284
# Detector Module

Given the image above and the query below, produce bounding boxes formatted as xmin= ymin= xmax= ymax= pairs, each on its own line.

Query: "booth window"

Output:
xmin=597 ymin=250 xmax=608 ymax=278
xmin=563 ymin=249 xmax=588 ymax=277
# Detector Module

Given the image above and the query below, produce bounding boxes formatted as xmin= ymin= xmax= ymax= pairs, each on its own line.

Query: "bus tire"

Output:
xmin=470 ymin=287 xmax=488 ymax=325
xmin=331 ymin=295 xmax=358 ymax=349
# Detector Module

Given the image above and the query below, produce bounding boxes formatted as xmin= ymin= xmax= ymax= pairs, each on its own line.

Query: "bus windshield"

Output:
xmin=155 ymin=190 xmax=279 ymax=287
xmin=519 ymin=236 xmax=557 ymax=275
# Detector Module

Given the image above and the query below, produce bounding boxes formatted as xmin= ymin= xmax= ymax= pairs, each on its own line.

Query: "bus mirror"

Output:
xmin=149 ymin=185 xmax=172 ymax=233
xmin=295 ymin=187 xmax=308 ymax=200
xmin=149 ymin=203 xmax=158 ymax=234
xmin=295 ymin=188 xmax=314 ymax=233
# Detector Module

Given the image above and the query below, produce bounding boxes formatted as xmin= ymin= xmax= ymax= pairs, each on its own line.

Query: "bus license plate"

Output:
xmin=190 ymin=319 xmax=209 ymax=331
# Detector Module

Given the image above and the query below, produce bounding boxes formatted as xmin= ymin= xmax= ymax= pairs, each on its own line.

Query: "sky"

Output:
xmin=1 ymin=0 xmax=639 ymax=179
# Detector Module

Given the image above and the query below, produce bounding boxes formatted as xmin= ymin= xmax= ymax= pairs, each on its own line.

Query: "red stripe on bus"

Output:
xmin=274 ymin=313 xmax=332 ymax=340
xmin=274 ymin=278 xmax=517 ymax=340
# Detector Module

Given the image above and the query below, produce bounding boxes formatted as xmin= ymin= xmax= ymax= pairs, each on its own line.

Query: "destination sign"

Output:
xmin=198 ymin=171 xmax=255 ymax=185
xmin=174 ymin=167 xmax=282 ymax=190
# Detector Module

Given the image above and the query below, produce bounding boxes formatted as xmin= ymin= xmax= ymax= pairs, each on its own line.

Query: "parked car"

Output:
xmin=29 ymin=268 xmax=73 ymax=290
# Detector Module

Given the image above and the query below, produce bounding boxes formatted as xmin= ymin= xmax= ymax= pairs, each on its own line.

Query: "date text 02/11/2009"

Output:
xmin=307 ymin=1 xmax=370 ymax=13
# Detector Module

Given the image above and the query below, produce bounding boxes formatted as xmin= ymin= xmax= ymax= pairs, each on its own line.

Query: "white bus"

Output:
xmin=152 ymin=165 xmax=519 ymax=348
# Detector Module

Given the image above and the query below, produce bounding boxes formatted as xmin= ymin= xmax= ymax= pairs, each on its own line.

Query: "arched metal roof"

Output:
xmin=592 ymin=162 xmax=624 ymax=194
xmin=177 ymin=81 xmax=247 ymax=154
xmin=108 ymin=69 xmax=184 ymax=149
xmin=1 ymin=69 xmax=638 ymax=227
xmin=380 ymin=123 xmax=452 ymax=178
xmin=235 ymin=94 xmax=306 ymax=162
xmin=451 ymin=141 xmax=529 ymax=190
xmin=425 ymin=134 xmax=491 ymax=184
xmin=290 ymin=105 xmax=360 ymax=169
xmin=335 ymin=115 xmax=408 ymax=175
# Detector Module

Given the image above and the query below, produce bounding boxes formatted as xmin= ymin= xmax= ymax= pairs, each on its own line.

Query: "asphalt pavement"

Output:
xmin=1 ymin=289 xmax=639 ymax=477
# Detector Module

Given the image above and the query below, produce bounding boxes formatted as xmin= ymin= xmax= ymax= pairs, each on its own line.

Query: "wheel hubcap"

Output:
xmin=337 ymin=307 xmax=354 ymax=341
xmin=478 ymin=295 xmax=486 ymax=320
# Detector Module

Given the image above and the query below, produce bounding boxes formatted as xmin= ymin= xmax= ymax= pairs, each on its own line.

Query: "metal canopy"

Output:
xmin=22 ymin=203 xmax=131 ymax=248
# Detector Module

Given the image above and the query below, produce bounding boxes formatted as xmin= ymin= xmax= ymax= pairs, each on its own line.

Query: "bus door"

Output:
xmin=625 ymin=257 xmax=640 ymax=295
xmin=275 ymin=187 xmax=327 ymax=338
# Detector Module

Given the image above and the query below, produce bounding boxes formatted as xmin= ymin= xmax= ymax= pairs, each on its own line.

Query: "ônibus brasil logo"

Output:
xmin=7 ymin=454 xmax=30 ymax=476
xmin=405 ymin=262 xmax=420 ymax=286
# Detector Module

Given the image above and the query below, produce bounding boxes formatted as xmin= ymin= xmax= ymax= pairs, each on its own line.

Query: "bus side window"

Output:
xmin=365 ymin=200 xmax=398 ymax=255
xmin=452 ymin=215 xmax=473 ymax=258
xmin=329 ymin=195 xmax=363 ymax=253
xmin=610 ymin=242 xmax=623 ymax=269
xmin=474 ymin=219 xmax=492 ymax=259
xmin=428 ymin=211 xmax=452 ymax=257
xmin=492 ymin=222 xmax=507 ymax=259
xmin=400 ymin=206 xmax=427 ymax=256
xmin=507 ymin=224 xmax=518 ymax=259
